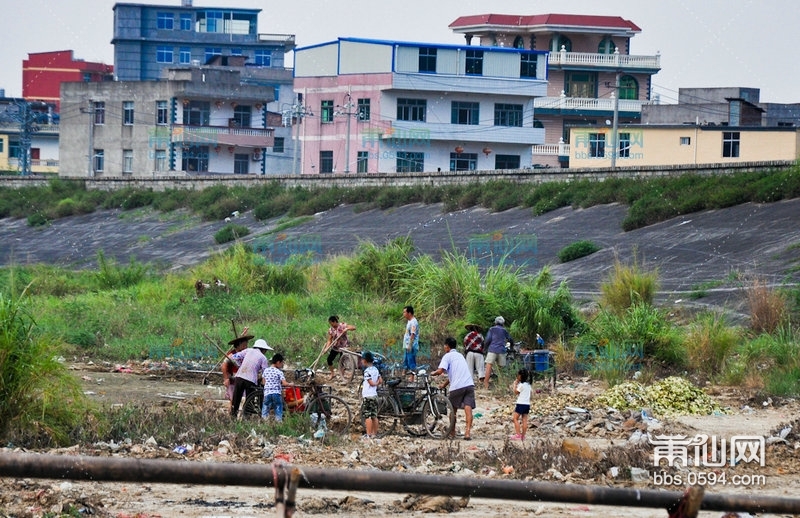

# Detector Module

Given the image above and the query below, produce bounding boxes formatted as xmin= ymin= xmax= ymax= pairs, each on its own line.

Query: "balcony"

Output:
xmin=534 ymin=94 xmax=649 ymax=115
xmin=378 ymin=121 xmax=545 ymax=146
xmin=532 ymin=142 xmax=570 ymax=156
xmin=548 ymin=49 xmax=660 ymax=71
xmin=172 ymin=125 xmax=274 ymax=148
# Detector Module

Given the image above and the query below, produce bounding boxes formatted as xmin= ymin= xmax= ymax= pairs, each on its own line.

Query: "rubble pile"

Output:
xmin=595 ymin=376 xmax=724 ymax=417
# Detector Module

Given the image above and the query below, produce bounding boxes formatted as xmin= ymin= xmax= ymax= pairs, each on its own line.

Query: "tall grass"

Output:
xmin=600 ymin=251 xmax=659 ymax=313
xmin=747 ymin=278 xmax=788 ymax=333
xmin=0 ymin=283 xmax=90 ymax=447
xmin=684 ymin=312 xmax=741 ymax=376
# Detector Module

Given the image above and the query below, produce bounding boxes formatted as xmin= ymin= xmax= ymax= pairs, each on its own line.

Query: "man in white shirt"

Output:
xmin=432 ymin=336 xmax=475 ymax=440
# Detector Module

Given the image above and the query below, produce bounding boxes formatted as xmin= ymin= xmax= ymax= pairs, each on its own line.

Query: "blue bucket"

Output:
xmin=533 ymin=351 xmax=551 ymax=371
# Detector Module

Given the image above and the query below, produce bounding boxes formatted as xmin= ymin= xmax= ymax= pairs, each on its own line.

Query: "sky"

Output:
xmin=2 ymin=0 xmax=799 ymax=104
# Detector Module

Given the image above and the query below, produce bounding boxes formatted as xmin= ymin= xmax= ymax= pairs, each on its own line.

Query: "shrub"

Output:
xmin=96 ymin=250 xmax=150 ymax=290
xmin=26 ymin=212 xmax=48 ymax=227
xmin=214 ymin=224 xmax=250 ymax=244
xmin=558 ymin=240 xmax=601 ymax=263
xmin=343 ymin=237 xmax=414 ymax=297
xmin=0 ymin=287 xmax=90 ymax=447
xmin=747 ymin=278 xmax=787 ymax=333
xmin=600 ymin=252 xmax=659 ymax=313
xmin=684 ymin=312 xmax=741 ymax=375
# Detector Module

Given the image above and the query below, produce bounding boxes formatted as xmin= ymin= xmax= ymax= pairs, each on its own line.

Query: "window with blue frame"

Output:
xmin=157 ymin=46 xmax=174 ymax=64
xmin=321 ymin=100 xmax=334 ymax=123
xmin=494 ymin=103 xmax=523 ymax=127
xmin=589 ymin=133 xmax=606 ymax=158
xmin=180 ymin=13 xmax=192 ymax=31
xmin=254 ymin=50 xmax=271 ymax=66
xmin=397 ymin=98 xmax=426 ymax=122
xmin=231 ymin=48 xmax=242 ymax=56
xmin=397 ymin=152 xmax=425 ymax=172
xmin=204 ymin=48 xmax=221 ymax=62
xmin=157 ymin=12 xmax=174 ymax=30
xmin=179 ymin=48 xmax=191 ymax=64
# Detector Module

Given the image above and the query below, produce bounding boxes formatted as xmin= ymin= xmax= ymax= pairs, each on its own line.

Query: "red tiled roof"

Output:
xmin=449 ymin=13 xmax=641 ymax=33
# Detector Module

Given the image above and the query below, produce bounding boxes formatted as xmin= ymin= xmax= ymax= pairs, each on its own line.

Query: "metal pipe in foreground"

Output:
xmin=1 ymin=453 xmax=799 ymax=514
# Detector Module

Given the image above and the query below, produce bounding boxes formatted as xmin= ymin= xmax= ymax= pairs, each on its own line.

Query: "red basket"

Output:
xmin=284 ymin=386 xmax=305 ymax=412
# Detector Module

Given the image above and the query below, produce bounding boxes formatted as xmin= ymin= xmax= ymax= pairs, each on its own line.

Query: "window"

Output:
xmin=234 ymin=153 xmax=249 ymax=175
xmin=495 ymin=154 xmax=521 ymax=170
xmin=397 ymin=152 xmax=424 ymax=172
xmin=565 ymin=71 xmax=597 ymax=98
xmin=357 ymin=151 xmax=368 ymax=173
xmin=533 ymin=119 xmax=544 ymax=128
xmin=450 ymin=152 xmax=477 ymax=172
xmin=182 ymin=101 xmax=210 ymax=126
xmin=619 ymin=75 xmax=639 ymax=100
xmin=465 ymin=50 xmax=483 ymax=75
xmin=451 ymin=101 xmax=479 ymax=125
xmin=589 ymin=133 xmax=606 ymax=158
xmin=182 ymin=145 xmax=208 ymax=172
xmin=357 ymin=98 xmax=370 ymax=121
xmin=319 ymin=150 xmax=334 ymax=173
xmin=419 ymin=47 xmax=437 ymax=73
xmin=123 ymin=150 xmax=133 ymax=173
xmin=82 ymin=73 xmax=92 ymax=82
xmin=723 ymin=132 xmax=740 ymax=157
xmin=179 ymin=47 xmax=191 ymax=64
xmin=513 ymin=36 xmax=525 ymax=49
xmin=231 ymin=48 xmax=242 ymax=56
xmin=93 ymin=102 xmax=105 ymax=124
xmin=618 ymin=132 xmax=631 ymax=158
xmin=232 ymin=105 xmax=252 ymax=127
xmin=204 ymin=48 xmax=221 ymax=62
xmin=156 ymin=101 xmax=169 ymax=125
xmin=520 ymin=53 xmax=538 ymax=78
xmin=494 ymin=103 xmax=523 ymax=127
xmin=123 ymin=101 xmax=134 ymax=125
xmin=156 ymin=46 xmax=174 ymax=63
xmin=598 ymin=37 xmax=616 ymax=54
xmin=272 ymin=137 xmax=285 ymax=153
xmin=8 ymin=140 xmax=20 ymax=159
xmin=155 ymin=150 xmax=167 ymax=172
xmin=550 ymin=35 xmax=571 ymax=52
xmin=321 ymin=100 xmax=334 ymax=123
xmin=93 ymin=149 xmax=104 ymax=173
xmin=180 ymin=13 xmax=192 ymax=31
xmin=680 ymin=136 xmax=691 ymax=146
xmin=157 ymin=12 xmax=174 ymax=30
xmin=0 ymin=140 xmax=3 ymax=153
xmin=254 ymin=50 xmax=271 ymax=66
xmin=200 ymin=10 xmax=223 ymax=33
xmin=397 ymin=98 xmax=426 ymax=122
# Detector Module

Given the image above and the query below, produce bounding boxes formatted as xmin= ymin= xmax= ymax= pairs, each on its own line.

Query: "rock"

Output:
xmin=561 ymin=437 xmax=601 ymax=461
xmin=629 ymin=467 xmax=650 ymax=483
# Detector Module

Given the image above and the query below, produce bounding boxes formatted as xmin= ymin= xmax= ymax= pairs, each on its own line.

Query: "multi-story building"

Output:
xmin=112 ymin=1 xmax=294 ymax=82
xmin=449 ymin=13 xmax=661 ymax=167
xmin=59 ymin=66 xmax=275 ymax=177
xmin=23 ymin=50 xmax=114 ymax=114
xmin=293 ymin=37 xmax=548 ymax=174
xmin=110 ymin=1 xmax=297 ymax=174
xmin=0 ymin=97 xmax=59 ymax=174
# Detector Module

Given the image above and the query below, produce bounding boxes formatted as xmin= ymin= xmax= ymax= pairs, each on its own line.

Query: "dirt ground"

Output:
xmin=2 ymin=362 xmax=800 ymax=518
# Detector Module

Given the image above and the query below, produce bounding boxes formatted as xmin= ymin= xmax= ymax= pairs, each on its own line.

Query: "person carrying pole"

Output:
xmin=323 ymin=315 xmax=356 ymax=382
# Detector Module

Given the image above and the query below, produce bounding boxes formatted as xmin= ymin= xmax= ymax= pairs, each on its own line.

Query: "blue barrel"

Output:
xmin=533 ymin=350 xmax=551 ymax=371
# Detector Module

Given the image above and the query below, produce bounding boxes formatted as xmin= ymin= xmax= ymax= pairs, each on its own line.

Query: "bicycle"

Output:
xmin=242 ymin=368 xmax=353 ymax=438
xmin=372 ymin=368 xmax=455 ymax=439
xmin=506 ymin=340 xmax=556 ymax=389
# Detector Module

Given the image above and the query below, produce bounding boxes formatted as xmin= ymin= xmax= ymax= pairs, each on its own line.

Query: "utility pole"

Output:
xmin=11 ymin=100 xmax=45 ymax=176
xmin=335 ymin=89 xmax=357 ymax=173
xmin=610 ymin=71 xmax=620 ymax=169
xmin=286 ymin=93 xmax=311 ymax=175
xmin=80 ymin=101 xmax=96 ymax=177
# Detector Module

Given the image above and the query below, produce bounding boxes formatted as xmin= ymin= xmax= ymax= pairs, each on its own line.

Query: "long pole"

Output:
xmin=292 ymin=103 xmax=300 ymax=175
xmin=610 ymin=71 xmax=620 ymax=169
xmin=1 ymin=454 xmax=799 ymax=514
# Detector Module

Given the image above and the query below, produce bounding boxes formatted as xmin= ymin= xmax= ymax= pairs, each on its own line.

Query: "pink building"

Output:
xmin=293 ymin=38 xmax=548 ymax=174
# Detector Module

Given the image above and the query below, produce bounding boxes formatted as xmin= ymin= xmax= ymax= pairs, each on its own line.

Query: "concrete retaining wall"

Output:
xmin=1 ymin=160 xmax=794 ymax=191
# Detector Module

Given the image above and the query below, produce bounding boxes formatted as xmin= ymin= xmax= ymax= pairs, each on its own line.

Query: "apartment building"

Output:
xmin=449 ymin=13 xmax=660 ymax=167
xmin=58 ymin=66 xmax=275 ymax=177
xmin=293 ymin=37 xmax=548 ymax=174
xmin=23 ymin=50 xmax=114 ymax=113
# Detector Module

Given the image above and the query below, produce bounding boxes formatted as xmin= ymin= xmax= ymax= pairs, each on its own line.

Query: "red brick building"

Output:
xmin=22 ymin=50 xmax=114 ymax=111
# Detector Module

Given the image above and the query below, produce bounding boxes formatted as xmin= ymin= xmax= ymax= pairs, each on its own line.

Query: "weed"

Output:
xmin=214 ymin=223 xmax=250 ymax=244
xmin=599 ymin=251 xmax=659 ymax=313
xmin=558 ymin=240 xmax=601 ymax=263
xmin=747 ymin=278 xmax=788 ymax=333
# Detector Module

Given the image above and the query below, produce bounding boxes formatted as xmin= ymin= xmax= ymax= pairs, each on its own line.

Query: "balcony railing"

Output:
xmin=534 ymin=95 xmax=648 ymax=113
xmin=172 ymin=125 xmax=274 ymax=147
xmin=549 ymin=49 xmax=660 ymax=70
xmin=532 ymin=142 xmax=570 ymax=156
